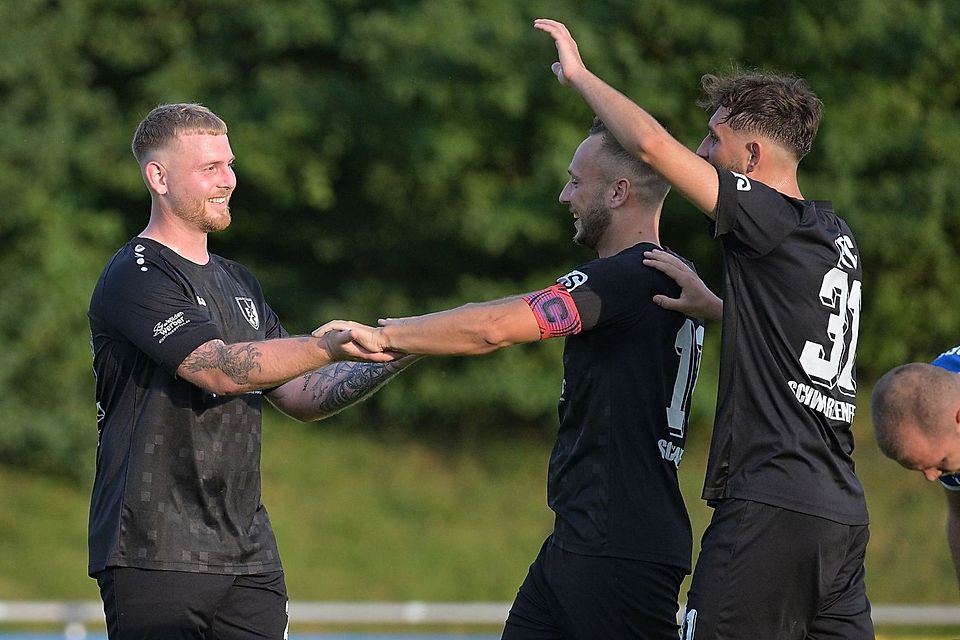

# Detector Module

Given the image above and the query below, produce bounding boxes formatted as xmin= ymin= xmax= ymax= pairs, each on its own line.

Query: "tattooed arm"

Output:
xmin=176 ymin=332 xmax=396 ymax=396
xmin=265 ymin=355 xmax=421 ymax=422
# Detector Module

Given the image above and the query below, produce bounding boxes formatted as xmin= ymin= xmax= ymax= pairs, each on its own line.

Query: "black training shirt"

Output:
xmin=548 ymin=242 xmax=703 ymax=570
xmin=705 ymin=168 xmax=868 ymax=525
xmin=88 ymin=237 xmax=287 ymax=576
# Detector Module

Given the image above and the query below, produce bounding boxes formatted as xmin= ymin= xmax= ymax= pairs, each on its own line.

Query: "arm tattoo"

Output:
xmin=300 ymin=361 xmax=400 ymax=415
xmin=183 ymin=342 xmax=262 ymax=384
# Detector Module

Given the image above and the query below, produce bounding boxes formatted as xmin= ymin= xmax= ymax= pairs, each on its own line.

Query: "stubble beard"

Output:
xmin=573 ymin=197 xmax=612 ymax=251
xmin=172 ymin=192 xmax=231 ymax=233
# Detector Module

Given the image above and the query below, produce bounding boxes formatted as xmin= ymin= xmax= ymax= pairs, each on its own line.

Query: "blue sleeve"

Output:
xmin=932 ymin=346 xmax=960 ymax=374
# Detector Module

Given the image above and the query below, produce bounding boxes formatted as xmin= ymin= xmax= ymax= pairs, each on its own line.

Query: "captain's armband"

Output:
xmin=521 ymin=284 xmax=582 ymax=339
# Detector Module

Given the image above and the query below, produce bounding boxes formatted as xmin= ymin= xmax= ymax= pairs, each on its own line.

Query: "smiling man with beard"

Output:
xmin=87 ymin=103 xmax=415 ymax=639
xmin=320 ymin=117 xmax=705 ymax=639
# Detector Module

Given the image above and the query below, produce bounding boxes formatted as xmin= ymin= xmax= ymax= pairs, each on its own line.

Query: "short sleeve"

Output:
xmin=713 ymin=167 xmax=802 ymax=257
xmin=91 ymin=254 xmax=222 ymax=376
xmin=932 ymin=347 xmax=960 ymax=374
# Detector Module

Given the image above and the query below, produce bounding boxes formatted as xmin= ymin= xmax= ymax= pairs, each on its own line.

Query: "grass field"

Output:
xmin=1 ymin=403 xmax=958 ymax=635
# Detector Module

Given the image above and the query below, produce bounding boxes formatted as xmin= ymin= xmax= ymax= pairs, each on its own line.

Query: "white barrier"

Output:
xmin=1 ymin=601 xmax=959 ymax=628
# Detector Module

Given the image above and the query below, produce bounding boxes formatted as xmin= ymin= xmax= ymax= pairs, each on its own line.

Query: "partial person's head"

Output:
xmin=559 ymin=118 xmax=669 ymax=251
xmin=871 ymin=363 xmax=960 ymax=481
xmin=132 ymin=103 xmax=236 ymax=233
xmin=695 ymin=72 xmax=822 ymax=174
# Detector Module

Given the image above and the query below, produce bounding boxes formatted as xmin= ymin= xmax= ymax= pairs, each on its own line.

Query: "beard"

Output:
xmin=572 ymin=196 xmax=612 ymax=251
xmin=171 ymin=191 xmax=231 ymax=233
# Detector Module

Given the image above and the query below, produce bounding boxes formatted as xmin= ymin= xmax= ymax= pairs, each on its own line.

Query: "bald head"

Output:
xmin=872 ymin=363 xmax=960 ymax=466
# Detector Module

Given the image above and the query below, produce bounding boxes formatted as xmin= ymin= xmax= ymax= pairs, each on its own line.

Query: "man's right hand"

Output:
xmin=643 ymin=249 xmax=723 ymax=322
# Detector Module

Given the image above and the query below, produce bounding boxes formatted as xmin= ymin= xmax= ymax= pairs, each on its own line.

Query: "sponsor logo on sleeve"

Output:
xmin=235 ymin=297 xmax=260 ymax=330
xmin=556 ymin=270 xmax=588 ymax=292
xmin=154 ymin=312 xmax=190 ymax=344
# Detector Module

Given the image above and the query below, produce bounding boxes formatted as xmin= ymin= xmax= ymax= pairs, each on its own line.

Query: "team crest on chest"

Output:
xmin=235 ymin=297 xmax=260 ymax=330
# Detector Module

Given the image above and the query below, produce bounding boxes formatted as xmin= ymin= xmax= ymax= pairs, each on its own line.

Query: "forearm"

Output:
xmin=268 ymin=356 xmax=420 ymax=422
xmin=177 ymin=335 xmax=340 ymax=395
xmin=380 ymin=298 xmax=540 ymax=356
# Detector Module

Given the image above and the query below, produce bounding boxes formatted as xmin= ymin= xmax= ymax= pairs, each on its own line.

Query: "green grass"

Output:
xmin=1 ymin=401 xmax=958 ymax=635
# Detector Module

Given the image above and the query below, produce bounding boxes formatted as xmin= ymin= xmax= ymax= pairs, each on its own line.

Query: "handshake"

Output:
xmin=312 ymin=317 xmax=412 ymax=364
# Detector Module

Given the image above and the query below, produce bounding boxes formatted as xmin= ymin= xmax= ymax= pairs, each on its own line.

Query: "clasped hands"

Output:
xmin=313 ymin=318 xmax=405 ymax=363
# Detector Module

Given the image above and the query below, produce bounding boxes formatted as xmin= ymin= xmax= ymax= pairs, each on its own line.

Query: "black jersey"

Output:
xmin=705 ymin=168 xmax=868 ymax=525
xmin=87 ymin=237 xmax=288 ymax=576
xmin=548 ymin=242 xmax=704 ymax=570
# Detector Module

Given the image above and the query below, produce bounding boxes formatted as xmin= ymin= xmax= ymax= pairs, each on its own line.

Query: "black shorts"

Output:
xmin=502 ymin=535 xmax=687 ymax=640
xmin=96 ymin=567 xmax=288 ymax=640
xmin=680 ymin=499 xmax=873 ymax=640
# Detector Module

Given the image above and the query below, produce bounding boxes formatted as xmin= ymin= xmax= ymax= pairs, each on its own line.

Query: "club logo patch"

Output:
xmin=235 ymin=297 xmax=260 ymax=330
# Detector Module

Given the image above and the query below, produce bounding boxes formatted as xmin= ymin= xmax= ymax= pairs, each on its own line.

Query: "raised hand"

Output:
xmin=533 ymin=18 xmax=588 ymax=86
xmin=643 ymin=249 xmax=724 ymax=321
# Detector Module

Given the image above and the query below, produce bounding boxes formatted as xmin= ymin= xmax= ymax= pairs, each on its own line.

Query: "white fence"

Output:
xmin=1 ymin=601 xmax=959 ymax=631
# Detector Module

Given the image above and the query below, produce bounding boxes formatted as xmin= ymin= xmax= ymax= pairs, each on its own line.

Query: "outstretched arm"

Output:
xmin=316 ymin=296 xmax=544 ymax=357
xmin=533 ymin=18 xmax=720 ymax=218
xmin=643 ymin=249 xmax=723 ymax=322
xmin=176 ymin=332 xmax=396 ymax=396
xmin=266 ymin=355 xmax=421 ymax=422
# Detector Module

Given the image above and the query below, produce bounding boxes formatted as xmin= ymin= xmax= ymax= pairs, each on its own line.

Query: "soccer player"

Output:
xmin=88 ymin=103 xmax=413 ymax=639
xmin=872 ymin=345 xmax=960 ymax=589
xmin=533 ymin=18 xmax=872 ymax=639
xmin=321 ymin=118 xmax=704 ymax=639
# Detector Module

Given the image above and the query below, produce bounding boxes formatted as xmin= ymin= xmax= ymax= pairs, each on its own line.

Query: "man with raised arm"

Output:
xmin=88 ymin=103 xmax=412 ymax=640
xmin=533 ymin=18 xmax=871 ymax=640
xmin=322 ymin=117 xmax=704 ymax=639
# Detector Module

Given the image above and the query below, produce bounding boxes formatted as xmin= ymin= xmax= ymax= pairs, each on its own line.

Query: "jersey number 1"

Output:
xmin=667 ymin=319 xmax=704 ymax=439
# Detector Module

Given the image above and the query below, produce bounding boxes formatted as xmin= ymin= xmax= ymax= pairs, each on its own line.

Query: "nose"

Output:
xmin=695 ymin=137 xmax=710 ymax=159
xmin=558 ymin=183 xmax=571 ymax=205
xmin=923 ymin=468 xmax=943 ymax=482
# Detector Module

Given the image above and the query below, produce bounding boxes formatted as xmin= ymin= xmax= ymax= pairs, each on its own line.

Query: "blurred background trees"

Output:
xmin=2 ymin=0 xmax=959 ymax=477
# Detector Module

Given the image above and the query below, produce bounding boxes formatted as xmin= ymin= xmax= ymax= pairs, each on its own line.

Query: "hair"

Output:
xmin=697 ymin=71 xmax=822 ymax=162
xmin=871 ymin=363 xmax=957 ymax=462
xmin=588 ymin=117 xmax=670 ymax=204
xmin=131 ymin=103 xmax=228 ymax=164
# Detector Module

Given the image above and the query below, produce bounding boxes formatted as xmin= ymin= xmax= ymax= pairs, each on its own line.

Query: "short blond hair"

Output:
xmin=132 ymin=103 xmax=228 ymax=164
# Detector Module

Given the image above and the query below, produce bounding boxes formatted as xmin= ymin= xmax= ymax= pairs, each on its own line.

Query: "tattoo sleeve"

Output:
xmin=300 ymin=361 xmax=403 ymax=416
xmin=182 ymin=341 xmax=263 ymax=384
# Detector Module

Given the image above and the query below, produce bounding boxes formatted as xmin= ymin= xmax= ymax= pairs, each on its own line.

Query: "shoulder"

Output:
xmin=933 ymin=346 xmax=960 ymax=374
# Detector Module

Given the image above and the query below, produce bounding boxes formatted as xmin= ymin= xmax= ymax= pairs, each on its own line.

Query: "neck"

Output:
xmin=596 ymin=211 xmax=661 ymax=258
xmin=140 ymin=210 xmax=210 ymax=265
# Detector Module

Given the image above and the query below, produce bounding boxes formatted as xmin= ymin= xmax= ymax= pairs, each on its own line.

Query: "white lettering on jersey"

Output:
xmin=556 ymin=270 xmax=588 ymax=292
xmin=787 ymin=380 xmax=857 ymax=423
xmin=682 ymin=607 xmax=698 ymax=639
xmin=658 ymin=439 xmax=684 ymax=469
xmin=835 ymin=235 xmax=858 ymax=270
xmin=196 ymin=296 xmax=207 ymax=306
xmin=731 ymin=171 xmax=751 ymax=191
xmin=940 ymin=345 xmax=960 ymax=358
xmin=235 ymin=297 xmax=260 ymax=330
xmin=153 ymin=312 xmax=191 ymax=344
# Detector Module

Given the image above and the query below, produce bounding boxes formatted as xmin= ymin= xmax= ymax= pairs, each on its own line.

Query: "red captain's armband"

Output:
xmin=521 ymin=284 xmax=582 ymax=339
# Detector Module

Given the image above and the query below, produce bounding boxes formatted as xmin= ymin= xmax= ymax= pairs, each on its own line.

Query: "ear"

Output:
xmin=608 ymin=177 xmax=630 ymax=209
xmin=744 ymin=141 xmax=762 ymax=174
xmin=144 ymin=160 xmax=169 ymax=195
